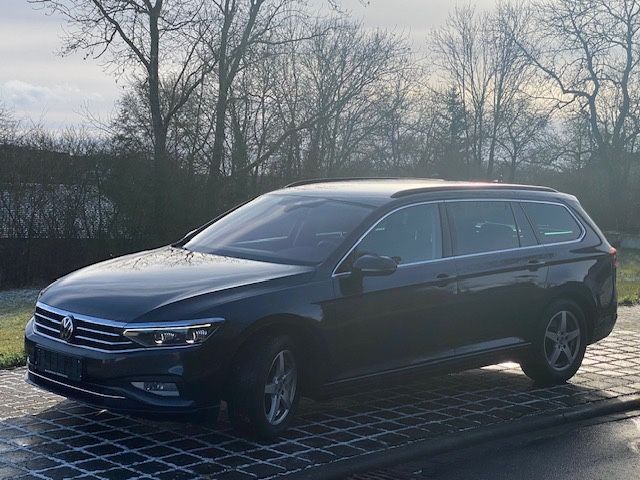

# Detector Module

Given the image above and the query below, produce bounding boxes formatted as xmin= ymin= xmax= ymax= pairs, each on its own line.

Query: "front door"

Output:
xmin=326 ymin=202 xmax=459 ymax=381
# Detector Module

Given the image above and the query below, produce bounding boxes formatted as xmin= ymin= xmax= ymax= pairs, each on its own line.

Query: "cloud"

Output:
xmin=1 ymin=80 xmax=104 ymax=108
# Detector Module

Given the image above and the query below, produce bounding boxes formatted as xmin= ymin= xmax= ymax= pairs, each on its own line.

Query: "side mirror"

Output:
xmin=352 ymin=254 xmax=398 ymax=277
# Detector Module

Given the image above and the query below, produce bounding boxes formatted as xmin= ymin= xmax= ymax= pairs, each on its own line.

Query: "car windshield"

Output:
xmin=183 ymin=194 xmax=375 ymax=265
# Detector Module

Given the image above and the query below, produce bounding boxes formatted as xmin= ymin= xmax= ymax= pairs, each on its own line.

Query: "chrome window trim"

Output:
xmin=332 ymin=198 xmax=586 ymax=277
xmin=514 ymin=199 xmax=586 ymax=246
xmin=333 ymin=200 xmax=442 ymax=277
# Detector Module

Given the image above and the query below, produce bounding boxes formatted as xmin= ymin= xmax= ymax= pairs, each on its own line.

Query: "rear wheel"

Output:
xmin=227 ymin=335 xmax=300 ymax=439
xmin=520 ymin=300 xmax=587 ymax=385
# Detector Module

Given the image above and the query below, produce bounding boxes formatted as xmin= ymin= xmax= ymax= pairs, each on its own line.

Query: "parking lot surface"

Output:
xmin=1 ymin=323 xmax=639 ymax=479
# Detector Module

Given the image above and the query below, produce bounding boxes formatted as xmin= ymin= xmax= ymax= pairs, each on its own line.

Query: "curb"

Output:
xmin=284 ymin=395 xmax=640 ymax=480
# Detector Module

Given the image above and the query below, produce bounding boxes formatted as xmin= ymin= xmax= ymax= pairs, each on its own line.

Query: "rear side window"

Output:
xmin=522 ymin=202 xmax=583 ymax=244
xmin=447 ymin=201 xmax=519 ymax=255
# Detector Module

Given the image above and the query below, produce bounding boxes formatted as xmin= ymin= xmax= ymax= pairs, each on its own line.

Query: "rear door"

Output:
xmin=446 ymin=200 xmax=549 ymax=355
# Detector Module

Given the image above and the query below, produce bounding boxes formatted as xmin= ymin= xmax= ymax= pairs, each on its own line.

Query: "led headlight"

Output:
xmin=123 ymin=320 xmax=222 ymax=348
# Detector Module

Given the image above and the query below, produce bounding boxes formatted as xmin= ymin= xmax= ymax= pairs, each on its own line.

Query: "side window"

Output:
xmin=346 ymin=203 xmax=442 ymax=268
xmin=522 ymin=202 xmax=583 ymax=244
xmin=447 ymin=201 xmax=519 ymax=255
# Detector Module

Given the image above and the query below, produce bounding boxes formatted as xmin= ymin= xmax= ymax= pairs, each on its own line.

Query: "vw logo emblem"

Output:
xmin=60 ymin=315 xmax=75 ymax=341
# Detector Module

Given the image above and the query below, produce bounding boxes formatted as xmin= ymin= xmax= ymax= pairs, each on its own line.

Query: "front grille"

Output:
xmin=34 ymin=305 xmax=137 ymax=352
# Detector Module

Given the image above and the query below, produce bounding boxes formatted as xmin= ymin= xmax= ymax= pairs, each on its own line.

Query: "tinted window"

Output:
xmin=448 ymin=201 xmax=518 ymax=255
xmin=347 ymin=203 xmax=442 ymax=267
xmin=184 ymin=194 xmax=374 ymax=264
xmin=522 ymin=202 xmax=582 ymax=244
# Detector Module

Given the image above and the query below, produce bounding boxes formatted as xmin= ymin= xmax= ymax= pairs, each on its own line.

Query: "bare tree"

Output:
xmin=432 ymin=5 xmax=491 ymax=176
xmin=496 ymin=96 xmax=551 ymax=181
xmin=432 ymin=3 xmax=538 ymax=179
xmin=485 ymin=2 xmax=533 ymax=177
xmin=0 ymin=102 xmax=19 ymax=145
xmin=519 ymin=0 xmax=640 ymax=226
xmin=31 ymin=0 xmax=212 ymax=237
xmin=203 ymin=0 xmax=307 ymax=200
xmin=207 ymin=19 xmax=411 ymax=185
xmin=295 ymin=21 xmax=410 ymax=177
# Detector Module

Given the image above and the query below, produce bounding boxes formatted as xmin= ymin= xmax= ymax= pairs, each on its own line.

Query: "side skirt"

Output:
xmin=311 ymin=343 xmax=530 ymax=399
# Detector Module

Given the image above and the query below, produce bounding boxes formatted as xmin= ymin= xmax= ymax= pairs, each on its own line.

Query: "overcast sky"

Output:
xmin=0 ymin=0 xmax=495 ymax=131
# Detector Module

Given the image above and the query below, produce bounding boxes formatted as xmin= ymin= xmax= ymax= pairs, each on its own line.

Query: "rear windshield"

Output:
xmin=184 ymin=194 xmax=374 ymax=265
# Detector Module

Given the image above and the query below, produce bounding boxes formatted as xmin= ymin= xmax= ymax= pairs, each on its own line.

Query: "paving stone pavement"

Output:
xmin=1 ymin=317 xmax=639 ymax=480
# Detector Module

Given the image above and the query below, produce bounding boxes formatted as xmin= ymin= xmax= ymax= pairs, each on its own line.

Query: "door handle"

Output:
xmin=526 ymin=259 xmax=545 ymax=269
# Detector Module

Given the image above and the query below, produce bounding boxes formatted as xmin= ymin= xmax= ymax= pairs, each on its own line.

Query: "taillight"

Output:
xmin=609 ymin=246 xmax=619 ymax=269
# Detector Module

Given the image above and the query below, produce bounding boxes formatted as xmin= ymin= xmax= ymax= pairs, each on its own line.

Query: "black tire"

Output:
xmin=226 ymin=334 xmax=301 ymax=439
xmin=190 ymin=402 xmax=220 ymax=426
xmin=520 ymin=299 xmax=588 ymax=385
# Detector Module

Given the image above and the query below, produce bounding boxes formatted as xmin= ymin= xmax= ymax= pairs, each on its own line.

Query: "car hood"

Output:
xmin=39 ymin=247 xmax=314 ymax=322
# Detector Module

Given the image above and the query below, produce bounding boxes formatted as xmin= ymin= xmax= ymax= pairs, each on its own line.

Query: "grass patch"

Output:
xmin=618 ymin=248 xmax=640 ymax=305
xmin=0 ymin=288 xmax=39 ymax=369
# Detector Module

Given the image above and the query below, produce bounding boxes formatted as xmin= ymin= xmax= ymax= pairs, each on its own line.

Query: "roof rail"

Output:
xmin=391 ymin=184 xmax=557 ymax=198
xmin=285 ymin=177 xmax=412 ymax=188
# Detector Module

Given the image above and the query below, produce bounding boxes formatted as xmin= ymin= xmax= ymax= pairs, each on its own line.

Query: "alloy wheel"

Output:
xmin=544 ymin=310 xmax=581 ymax=371
xmin=264 ymin=349 xmax=297 ymax=425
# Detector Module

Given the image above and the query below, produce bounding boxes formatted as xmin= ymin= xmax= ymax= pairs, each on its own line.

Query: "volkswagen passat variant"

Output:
xmin=25 ymin=179 xmax=618 ymax=438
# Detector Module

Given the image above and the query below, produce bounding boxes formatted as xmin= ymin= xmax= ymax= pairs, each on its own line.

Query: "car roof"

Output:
xmin=275 ymin=178 xmax=558 ymax=205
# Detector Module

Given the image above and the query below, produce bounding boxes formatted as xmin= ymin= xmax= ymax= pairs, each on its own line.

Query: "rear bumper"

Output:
xmin=591 ymin=308 xmax=617 ymax=343
xmin=24 ymin=318 xmax=227 ymax=415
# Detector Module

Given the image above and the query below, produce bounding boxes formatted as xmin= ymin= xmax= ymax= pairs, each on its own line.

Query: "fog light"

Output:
xmin=131 ymin=381 xmax=179 ymax=397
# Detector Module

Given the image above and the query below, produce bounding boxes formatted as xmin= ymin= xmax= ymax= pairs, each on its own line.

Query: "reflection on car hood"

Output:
xmin=39 ymin=247 xmax=314 ymax=322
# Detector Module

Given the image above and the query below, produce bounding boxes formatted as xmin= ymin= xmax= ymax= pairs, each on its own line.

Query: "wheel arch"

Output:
xmin=547 ymin=285 xmax=597 ymax=342
xmin=226 ymin=314 xmax=330 ymax=395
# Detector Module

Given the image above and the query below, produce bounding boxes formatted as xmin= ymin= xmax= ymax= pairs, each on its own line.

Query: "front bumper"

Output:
xmin=24 ymin=318 xmax=228 ymax=415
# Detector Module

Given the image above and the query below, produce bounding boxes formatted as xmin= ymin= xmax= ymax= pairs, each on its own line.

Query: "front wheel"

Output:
xmin=520 ymin=300 xmax=587 ymax=385
xmin=227 ymin=335 xmax=300 ymax=439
